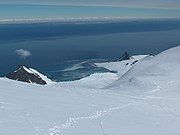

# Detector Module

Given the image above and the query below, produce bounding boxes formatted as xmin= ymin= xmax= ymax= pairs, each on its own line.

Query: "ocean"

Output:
xmin=1 ymin=19 xmax=180 ymax=81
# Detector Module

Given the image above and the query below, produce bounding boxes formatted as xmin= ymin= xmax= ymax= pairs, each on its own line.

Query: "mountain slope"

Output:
xmin=107 ymin=46 xmax=180 ymax=92
xmin=95 ymin=55 xmax=148 ymax=77
xmin=6 ymin=66 xmax=53 ymax=85
xmin=1 ymin=46 xmax=180 ymax=135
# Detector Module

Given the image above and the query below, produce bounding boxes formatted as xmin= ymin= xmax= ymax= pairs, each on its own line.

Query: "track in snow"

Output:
xmin=49 ymin=103 xmax=132 ymax=135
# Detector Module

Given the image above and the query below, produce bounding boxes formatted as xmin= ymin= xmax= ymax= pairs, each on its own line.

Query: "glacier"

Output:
xmin=0 ymin=46 xmax=180 ymax=135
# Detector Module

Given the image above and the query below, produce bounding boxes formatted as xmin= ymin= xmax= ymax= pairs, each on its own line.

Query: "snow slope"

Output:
xmin=95 ymin=55 xmax=148 ymax=77
xmin=107 ymin=46 xmax=180 ymax=92
xmin=1 ymin=46 xmax=180 ymax=135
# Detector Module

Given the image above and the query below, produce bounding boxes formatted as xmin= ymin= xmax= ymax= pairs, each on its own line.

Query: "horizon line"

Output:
xmin=1 ymin=3 xmax=180 ymax=10
xmin=0 ymin=17 xmax=180 ymax=25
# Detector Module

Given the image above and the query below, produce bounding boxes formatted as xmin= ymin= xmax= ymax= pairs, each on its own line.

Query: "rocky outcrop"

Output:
xmin=117 ymin=52 xmax=131 ymax=61
xmin=6 ymin=66 xmax=48 ymax=85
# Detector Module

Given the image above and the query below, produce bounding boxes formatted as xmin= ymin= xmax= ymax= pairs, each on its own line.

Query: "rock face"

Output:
xmin=117 ymin=52 xmax=131 ymax=61
xmin=6 ymin=66 xmax=47 ymax=85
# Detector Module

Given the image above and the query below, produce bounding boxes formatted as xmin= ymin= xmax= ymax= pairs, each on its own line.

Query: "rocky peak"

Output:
xmin=6 ymin=66 xmax=51 ymax=85
xmin=117 ymin=52 xmax=131 ymax=61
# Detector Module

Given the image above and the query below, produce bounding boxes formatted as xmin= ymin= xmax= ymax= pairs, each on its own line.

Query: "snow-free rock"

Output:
xmin=117 ymin=52 xmax=131 ymax=61
xmin=6 ymin=66 xmax=52 ymax=85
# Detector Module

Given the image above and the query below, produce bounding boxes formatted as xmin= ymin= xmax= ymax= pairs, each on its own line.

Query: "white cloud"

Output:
xmin=15 ymin=49 xmax=32 ymax=59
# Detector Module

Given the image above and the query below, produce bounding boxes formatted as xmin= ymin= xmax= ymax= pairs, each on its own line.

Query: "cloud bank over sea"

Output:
xmin=0 ymin=5 xmax=180 ymax=22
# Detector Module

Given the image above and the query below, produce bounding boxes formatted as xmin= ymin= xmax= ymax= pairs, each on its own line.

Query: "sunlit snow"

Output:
xmin=0 ymin=46 xmax=180 ymax=135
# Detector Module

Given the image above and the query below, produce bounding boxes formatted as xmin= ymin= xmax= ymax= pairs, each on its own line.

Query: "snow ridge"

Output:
xmin=29 ymin=68 xmax=53 ymax=84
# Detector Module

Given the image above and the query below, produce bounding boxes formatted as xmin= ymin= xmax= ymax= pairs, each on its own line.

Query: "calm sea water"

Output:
xmin=1 ymin=19 xmax=180 ymax=81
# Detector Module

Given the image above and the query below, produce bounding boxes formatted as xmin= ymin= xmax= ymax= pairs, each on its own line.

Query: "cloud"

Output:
xmin=15 ymin=49 xmax=32 ymax=59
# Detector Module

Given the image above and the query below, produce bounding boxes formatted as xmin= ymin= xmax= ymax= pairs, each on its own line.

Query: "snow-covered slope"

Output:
xmin=1 ymin=46 xmax=180 ymax=135
xmin=57 ymin=72 xmax=118 ymax=89
xmin=107 ymin=46 xmax=180 ymax=92
xmin=95 ymin=55 xmax=148 ymax=77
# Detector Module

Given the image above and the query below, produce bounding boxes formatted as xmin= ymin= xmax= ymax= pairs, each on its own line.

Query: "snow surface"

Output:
xmin=95 ymin=55 xmax=148 ymax=77
xmin=1 ymin=46 xmax=180 ymax=135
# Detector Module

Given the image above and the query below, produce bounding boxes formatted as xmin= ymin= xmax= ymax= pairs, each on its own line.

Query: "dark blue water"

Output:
xmin=1 ymin=19 xmax=180 ymax=81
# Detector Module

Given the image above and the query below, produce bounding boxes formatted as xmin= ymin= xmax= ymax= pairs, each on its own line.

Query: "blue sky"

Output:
xmin=0 ymin=0 xmax=180 ymax=20
xmin=1 ymin=0 xmax=180 ymax=9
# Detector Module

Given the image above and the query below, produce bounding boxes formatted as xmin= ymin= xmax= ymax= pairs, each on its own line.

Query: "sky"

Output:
xmin=1 ymin=0 xmax=180 ymax=9
xmin=0 ymin=0 xmax=180 ymax=20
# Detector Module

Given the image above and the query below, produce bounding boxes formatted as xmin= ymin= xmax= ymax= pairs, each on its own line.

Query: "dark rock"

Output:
xmin=117 ymin=52 xmax=131 ymax=61
xmin=131 ymin=60 xmax=139 ymax=65
xmin=6 ymin=66 xmax=47 ymax=85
